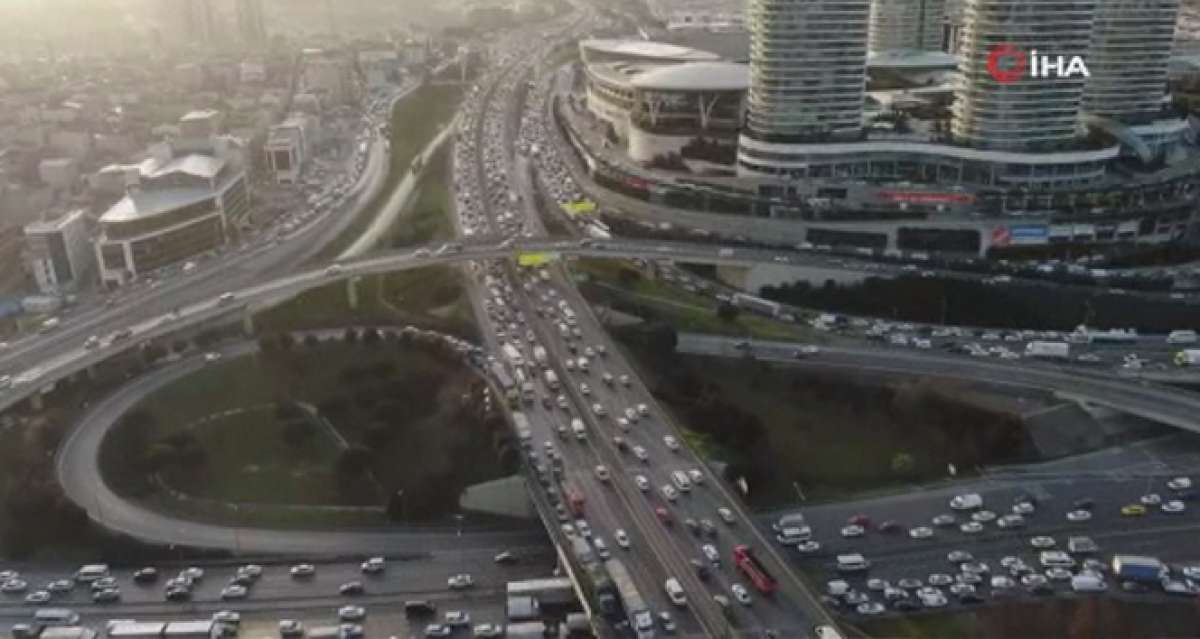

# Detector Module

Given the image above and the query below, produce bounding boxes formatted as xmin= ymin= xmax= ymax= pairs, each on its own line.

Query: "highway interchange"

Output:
xmin=2 ymin=1 xmax=1200 ymax=637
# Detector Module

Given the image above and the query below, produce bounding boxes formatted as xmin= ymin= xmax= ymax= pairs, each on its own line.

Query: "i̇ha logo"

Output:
xmin=986 ymin=43 xmax=1089 ymax=83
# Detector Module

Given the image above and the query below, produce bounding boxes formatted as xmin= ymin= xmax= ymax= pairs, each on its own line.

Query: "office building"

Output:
xmin=1081 ymin=0 xmax=1180 ymax=124
xmin=25 ymin=209 xmax=94 ymax=295
xmin=869 ymin=0 xmax=947 ymax=53
xmin=236 ymin=0 xmax=267 ymax=47
xmin=742 ymin=0 xmax=871 ymax=142
xmin=265 ymin=114 xmax=315 ymax=184
xmin=951 ymin=0 xmax=1097 ymax=151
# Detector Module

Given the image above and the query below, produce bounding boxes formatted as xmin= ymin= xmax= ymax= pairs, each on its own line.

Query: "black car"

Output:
xmin=339 ymin=581 xmax=365 ymax=596
xmin=229 ymin=574 xmax=255 ymax=587
xmin=893 ymin=599 xmax=921 ymax=612
xmin=164 ymin=587 xmax=190 ymax=602
xmin=959 ymin=592 xmax=985 ymax=605
xmin=133 ymin=567 xmax=158 ymax=583
xmin=1072 ymin=498 xmax=1095 ymax=510
xmin=690 ymin=559 xmax=710 ymax=581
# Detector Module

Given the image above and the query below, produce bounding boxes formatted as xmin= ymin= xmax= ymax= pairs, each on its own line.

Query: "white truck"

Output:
xmin=502 ymin=343 xmax=525 ymax=369
xmin=532 ymin=345 xmax=549 ymax=367
xmin=1025 ymin=341 xmax=1070 ymax=359
xmin=571 ymin=418 xmax=587 ymax=440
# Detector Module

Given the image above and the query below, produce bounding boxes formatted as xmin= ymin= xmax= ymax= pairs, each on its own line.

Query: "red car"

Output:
xmin=655 ymin=507 xmax=673 ymax=526
xmin=847 ymin=514 xmax=871 ymax=527
xmin=878 ymin=520 xmax=905 ymax=534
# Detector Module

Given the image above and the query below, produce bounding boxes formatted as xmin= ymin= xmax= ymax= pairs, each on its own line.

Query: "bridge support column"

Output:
xmin=28 ymin=393 xmax=43 ymax=412
xmin=85 ymin=365 xmax=98 ymax=382
xmin=347 ymin=277 xmax=361 ymax=310
xmin=241 ymin=310 xmax=255 ymax=336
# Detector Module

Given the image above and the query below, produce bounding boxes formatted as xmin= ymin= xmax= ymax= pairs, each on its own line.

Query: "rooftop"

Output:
xmin=629 ymin=61 xmax=748 ymax=91
xmin=100 ymin=187 xmax=218 ymax=224
xmin=24 ymin=208 xmax=85 ymax=234
xmin=581 ymin=38 xmax=721 ymax=62
xmin=180 ymin=109 xmax=221 ymax=122
xmin=866 ymin=50 xmax=960 ymax=70
xmin=145 ymin=154 xmax=226 ymax=181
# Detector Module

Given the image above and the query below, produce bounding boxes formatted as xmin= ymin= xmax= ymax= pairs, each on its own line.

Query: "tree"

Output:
xmin=335 ymin=447 xmax=373 ymax=478
xmin=617 ymin=267 xmax=641 ymax=288
xmin=303 ymin=334 xmax=320 ymax=348
xmin=343 ymin=328 xmax=360 ymax=344
xmin=277 ymin=333 xmax=296 ymax=350
xmin=172 ymin=339 xmax=189 ymax=354
xmin=281 ymin=420 xmax=312 ymax=447
xmin=891 ymin=451 xmax=916 ymax=475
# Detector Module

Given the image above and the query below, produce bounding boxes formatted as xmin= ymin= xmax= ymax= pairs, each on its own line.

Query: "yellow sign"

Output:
xmin=560 ymin=200 xmax=597 ymax=216
xmin=517 ymin=252 xmax=558 ymax=267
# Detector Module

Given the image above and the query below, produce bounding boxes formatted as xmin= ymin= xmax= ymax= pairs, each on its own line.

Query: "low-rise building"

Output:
xmin=24 ymin=208 xmax=94 ymax=294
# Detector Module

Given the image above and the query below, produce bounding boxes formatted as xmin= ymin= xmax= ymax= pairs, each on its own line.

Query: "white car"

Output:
xmin=614 ymin=529 xmax=631 ymax=549
xmin=425 ymin=624 xmax=452 ymax=638
xmin=619 ymin=375 xmax=631 ymax=386
xmin=1141 ymin=493 xmax=1162 ymax=505
xmin=1066 ymin=509 xmax=1092 ymax=522
xmin=1168 ymin=477 xmax=1192 ymax=491
xmin=360 ymin=557 xmax=385 ymax=574
xmin=959 ymin=522 xmax=984 ymax=534
xmin=1030 ymin=536 xmax=1056 ymax=548
xmin=971 ymin=510 xmax=997 ymax=523
xmin=279 ymin=620 xmax=305 ymax=636
xmin=637 ymin=403 xmax=650 ymax=417
xmin=220 ymin=585 xmax=247 ymax=600
xmin=1162 ymin=500 xmax=1186 ymax=514
xmin=289 ymin=564 xmax=316 ymax=578
xmin=473 ymin=624 xmax=504 ymax=638
xmin=632 ymin=446 xmax=649 ymax=462
xmin=662 ymin=485 xmax=679 ymax=501
xmin=730 ymin=584 xmax=752 ymax=605
xmin=447 ymin=574 xmax=474 ymax=590
xmin=702 ymin=544 xmax=720 ymax=565
xmin=594 ymin=465 xmax=610 ymax=482
xmin=841 ymin=525 xmax=865 ymax=538
xmin=909 ymin=526 xmax=934 ymax=539
xmin=444 ymin=611 xmax=470 ymax=627
xmin=635 ymin=475 xmax=650 ymax=491
xmin=339 ymin=606 xmax=366 ymax=622
xmin=717 ymin=507 xmax=735 ymax=524
xmin=663 ymin=436 xmax=680 ymax=451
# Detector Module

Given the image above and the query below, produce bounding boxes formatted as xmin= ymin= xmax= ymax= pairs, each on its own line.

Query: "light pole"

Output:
xmin=454 ymin=513 xmax=464 ymax=573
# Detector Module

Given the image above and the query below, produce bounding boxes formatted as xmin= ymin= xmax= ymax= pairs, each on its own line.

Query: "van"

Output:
xmin=775 ymin=526 xmax=812 ymax=545
xmin=836 ymin=554 xmax=871 ymax=573
xmin=1070 ymin=573 xmax=1107 ymax=593
xmin=74 ymin=564 xmax=110 ymax=583
xmin=571 ymin=418 xmax=587 ymax=440
xmin=33 ymin=609 xmax=80 ymax=626
xmin=773 ymin=512 xmax=807 ymax=531
xmin=404 ymin=600 xmax=436 ymax=617
xmin=664 ymin=578 xmax=687 ymax=607
xmin=670 ymin=471 xmax=693 ymax=492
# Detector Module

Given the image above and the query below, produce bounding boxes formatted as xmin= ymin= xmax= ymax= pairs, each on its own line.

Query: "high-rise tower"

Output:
xmin=868 ymin=0 xmax=947 ymax=53
xmin=1081 ymin=0 xmax=1179 ymax=124
xmin=236 ymin=0 xmax=268 ymax=47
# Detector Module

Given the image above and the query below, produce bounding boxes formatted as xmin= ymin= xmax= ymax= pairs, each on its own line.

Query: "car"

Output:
xmin=841 ymin=525 xmax=865 ymax=538
xmin=949 ymin=583 xmax=976 ymax=597
xmin=893 ymin=598 xmax=921 ymax=612
xmin=635 ymin=475 xmax=650 ymax=491
xmin=662 ymin=485 xmax=679 ymax=501
xmin=997 ymin=514 xmax=1026 ymax=529
xmin=655 ymin=507 xmax=672 ymax=525
xmin=279 ymin=620 xmax=305 ymax=636
xmin=878 ymin=520 xmax=905 ymax=534
xmin=971 ymin=509 xmax=997 ymax=523
xmin=164 ymin=586 xmax=191 ymax=601
xmin=425 ymin=624 xmax=452 ymax=638
xmin=576 ymin=520 xmax=593 ymax=538
xmin=213 ymin=611 xmax=241 ymax=626
xmin=1045 ymin=568 xmax=1073 ymax=581
xmin=290 ymin=564 xmax=316 ymax=578
xmin=1012 ymin=501 xmax=1036 ymax=515
xmin=1140 ymin=493 xmax=1162 ymax=505
xmin=717 ymin=507 xmax=735 ymax=524
xmin=931 ymin=514 xmax=956 ymax=527
xmin=473 ymin=624 xmax=505 ymax=638
xmin=1030 ymin=536 xmax=1056 ymax=548
xmin=897 ymin=577 xmax=923 ymax=590
xmin=24 ymin=590 xmax=50 ymax=605
xmin=1066 ymin=509 xmax=1092 ymax=522
xmin=1162 ymin=500 xmax=1186 ymax=513
xmin=90 ymin=577 xmax=118 ymax=591
xmin=220 ymin=585 xmax=247 ymax=600
xmin=928 ymin=573 xmax=953 ymax=586
xmin=684 ymin=518 xmax=700 ymax=535
xmin=614 ymin=529 xmax=631 ymax=549
xmin=1121 ymin=504 xmax=1147 ymax=516
xmin=1168 ymin=477 xmax=1193 ymax=491
xmin=339 ymin=605 xmax=366 ymax=622
xmin=447 ymin=574 xmax=474 ymax=590
xmin=866 ymin=578 xmax=890 ymax=592
xmin=948 ymin=550 xmax=974 ymax=563
xmin=1 ymin=579 xmax=28 ymax=593
xmin=909 ymin=526 xmax=934 ymax=539
xmin=844 ymin=590 xmax=869 ymax=606
xmin=797 ymin=540 xmax=821 ymax=553
xmin=1121 ymin=581 xmax=1151 ymax=594
xmin=92 ymin=588 xmax=120 ymax=603
xmin=632 ymin=445 xmax=648 ymax=462
xmin=45 ymin=580 xmax=73 ymax=594
xmin=594 ymin=465 xmax=610 ymax=482
xmin=663 ymin=435 xmax=680 ymax=451
xmin=657 ymin=612 xmax=676 ymax=633
xmin=959 ymin=521 xmax=984 ymax=534
xmin=361 ymin=557 xmax=386 ymax=573
xmin=731 ymin=583 xmax=752 ymax=605
xmin=702 ymin=543 xmax=720 ymax=565
xmin=918 ymin=588 xmax=947 ymax=608
xmin=133 ymin=567 xmax=158 ymax=583
xmin=637 ymin=403 xmax=650 ymax=417
xmin=1072 ymin=498 xmax=1095 ymax=510
xmin=339 ymin=581 xmax=364 ymax=596
xmin=991 ymin=575 xmax=1016 ymax=590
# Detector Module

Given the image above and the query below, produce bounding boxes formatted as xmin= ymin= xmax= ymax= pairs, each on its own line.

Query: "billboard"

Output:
xmin=517 ymin=252 xmax=558 ymax=267
xmin=991 ymin=224 xmax=1048 ymax=247
xmin=560 ymin=200 xmax=597 ymax=217
xmin=879 ymin=191 xmax=975 ymax=205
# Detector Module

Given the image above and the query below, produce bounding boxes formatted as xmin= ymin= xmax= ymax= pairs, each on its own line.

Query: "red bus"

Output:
xmin=732 ymin=545 xmax=777 ymax=594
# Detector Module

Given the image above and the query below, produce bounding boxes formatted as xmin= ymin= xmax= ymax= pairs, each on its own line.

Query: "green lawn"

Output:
xmin=316 ymin=83 xmax=465 ymax=260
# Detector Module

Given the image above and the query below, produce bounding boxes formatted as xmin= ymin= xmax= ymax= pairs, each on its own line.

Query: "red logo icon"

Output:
xmin=987 ymin=44 xmax=1027 ymax=84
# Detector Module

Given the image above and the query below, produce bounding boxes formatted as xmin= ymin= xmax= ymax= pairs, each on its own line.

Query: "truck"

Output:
xmin=1175 ymin=349 xmax=1200 ymax=367
xmin=732 ymin=293 xmax=782 ymax=318
xmin=571 ymin=417 xmax=587 ymax=440
xmin=1111 ymin=555 xmax=1166 ymax=584
xmin=502 ymin=343 xmax=525 ymax=369
xmin=513 ymin=412 xmax=532 ymax=448
xmin=1025 ymin=341 xmax=1070 ymax=359
xmin=732 ymin=544 xmax=777 ymax=594
xmin=533 ymin=345 xmax=549 ymax=366
xmin=563 ymin=483 xmax=585 ymax=517
xmin=604 ymin=559 xmax=655 ymax=639
xmin=520 ymin=381 xmax=536 ymax=404
xmin=543 ymin=369 xmax=561 ymax=391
